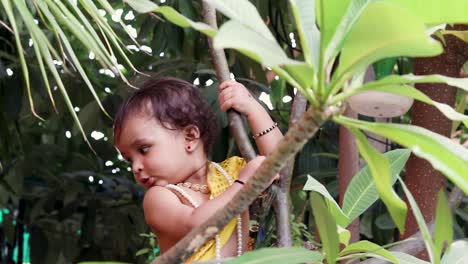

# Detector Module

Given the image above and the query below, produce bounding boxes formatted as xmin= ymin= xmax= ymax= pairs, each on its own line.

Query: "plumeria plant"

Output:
xmin=122 ymin=0 xmax=468 ymax=263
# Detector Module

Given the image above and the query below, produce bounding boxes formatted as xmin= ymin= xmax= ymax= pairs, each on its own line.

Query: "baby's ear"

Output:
xmin=183 ymin=125 xmax=201 ymax=143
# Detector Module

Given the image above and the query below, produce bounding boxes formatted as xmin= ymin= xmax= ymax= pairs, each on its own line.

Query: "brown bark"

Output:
xmin=201 ymin=1 xmax=256 ymax=161
xmin=153 ymin=105 xmax=340 ymax=264
xmin=403 ymin=25 xmax=468 ymax=241
xmin=338 ymin=105 xmax=360 ymax=244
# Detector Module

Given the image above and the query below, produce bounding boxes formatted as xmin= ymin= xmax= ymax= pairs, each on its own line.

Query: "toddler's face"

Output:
xmin=115 ymin=114 xmax=189 ymax=188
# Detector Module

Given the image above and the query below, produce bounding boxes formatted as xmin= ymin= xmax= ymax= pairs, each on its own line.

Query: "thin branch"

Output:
xmin=361 ymin=187 xmax=465 ymax=264
xmin=273 ymin=92 xmax=308 ymax=247
xmin=201 ymin=0 xmax=256 ymax=161
xmin=153 ymin=105 xmax=340 ymax=264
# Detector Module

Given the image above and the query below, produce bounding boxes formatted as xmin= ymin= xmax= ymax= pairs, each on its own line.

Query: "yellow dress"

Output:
xmin=185 ymin=156 xmax=246 ymax=263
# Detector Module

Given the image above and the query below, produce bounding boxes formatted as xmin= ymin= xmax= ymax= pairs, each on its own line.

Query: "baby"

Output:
xmin=113 ymin=77 xmax=282 ymax=262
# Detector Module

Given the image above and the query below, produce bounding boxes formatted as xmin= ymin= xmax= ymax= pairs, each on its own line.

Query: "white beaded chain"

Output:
xmin=166 ymin=162 xmax=243 ymax=261
xmin=210 ymin=162 xmax=243 ymax=259
xmin=165 ymin=184 xmax=200 ymax=208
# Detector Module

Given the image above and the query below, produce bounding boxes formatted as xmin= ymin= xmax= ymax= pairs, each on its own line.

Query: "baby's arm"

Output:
xmin=143 ymin=156 xmax=265 ymax=242
xmin=218 ymin=80 xmax=283 ymax=156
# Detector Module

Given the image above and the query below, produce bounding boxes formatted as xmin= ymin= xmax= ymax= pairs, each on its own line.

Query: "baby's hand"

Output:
xmin=218 ymin=80 xmax=261 ymax=118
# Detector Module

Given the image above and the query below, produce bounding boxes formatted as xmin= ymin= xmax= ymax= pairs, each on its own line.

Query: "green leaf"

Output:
xmin=399 ymin=177 xmax=439 ymax=263
xmin=337 ymin=226 xmax=350 ymax=246
xmin=333 ymin=116 xmax=468 ymax=195
xmin=434 ymin=191 xmax=453 ymax=259
xmin=391 ymin=252 xmax=430 ymax=264
xmin=316 ymin=0 xmax=350 ymax=51
xmin=340 ymin=240 xmax=398 ymax=263
xmin=334 ymin=1 xmax=442 ymax=84
xmin=340 ymin=127 xmax=407 ymax=233
xmin=224 ymin=247 xmax=322 ymax=264
xmin=205 ymin=0 xmax=276 ymax=42
xmin=452 ymin=91 xmax=467 ymax=133
xmin=342 ymin=149 xmax=411 ymax=224
xmin=345 ymin=84 xmax=468 ymax=128
xmin=310 ymin=192 xmax=340 ymax=264
xmin=123 ymin=0 xmax=216 ymax=37
xmin=324 ymin=0 xmax=375 ymax=65
xmin=441 ymin=240 xmax=468 ymax=264
xmin=373 ymin=58 xmax=398 ymax=80
xmin=283 ymin=63 xmax=316 ymax=90
xmin=389 ymin=0 xmax=468 ymax=25
xmin=289 ymin=0 xmax=320 ymax=67
xmin=304 ymin=175 xmax=349 ymax=226
xmin=214 ymin=20 xmax=297 ymax=67
xmin=0 ymin=0 xmax=42 ymax=120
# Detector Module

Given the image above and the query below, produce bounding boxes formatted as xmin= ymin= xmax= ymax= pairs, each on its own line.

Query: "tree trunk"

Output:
xmin=338 ymin=106 xmax=360 ymax=244
xmin=403 ymin=26 xmax=468 ymax=244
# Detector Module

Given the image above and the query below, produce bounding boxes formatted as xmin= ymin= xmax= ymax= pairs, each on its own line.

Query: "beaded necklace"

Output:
xmin=166 ymin=161 xmax=243 ymax=260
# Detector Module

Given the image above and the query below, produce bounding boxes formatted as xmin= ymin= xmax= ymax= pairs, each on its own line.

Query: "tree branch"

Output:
xmin=153 ymin=105 xmax=340 ymax=264
xmin=273 ymin=92 xmax=308 ymax=247
xmin=361 ymin=187 xmax=465 ymax=264
xmin=201 ymin=1 xmax=256 ymax=161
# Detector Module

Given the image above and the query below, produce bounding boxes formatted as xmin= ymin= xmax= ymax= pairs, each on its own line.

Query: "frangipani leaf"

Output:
xmin=391 ymin=252 xmax=429 ymax=264
xmin=434 ymin=191 xmax=453 ymax=259
xmin=342 ymin=149 xmax=411 ymax=224
xmin=441 ymin=240 xmax=468 ymax=264
xmin=123 ymin=0 xmax=216 ymax=37
xmin=316 ymin=0 xmax=350 ymax=51
xmin=389 ymin=0 xmax=468 ymax=25
xmin=205 ymin=0 xmax=275 ymax=42
xmin=340 ymin=240 xmax=398 ymax=263
xmin=310 ymin=193 xmax=340 ymax=264
xmin=224 ymin=247 xmax=322 ymax=264
xmin=334 ymin=116 xmax=468 ymax=195
xmin=304 ymin=175 xmax=349 ymax=226
xmin=324 ymin=0 xmax=375 ymax=64
xmin=289 ymin=0 xmax=320 ymax=67
xmin=342 ymin=84 xmax=468 ymax=128
xmin=357 ymin=74 xmax=468 ymax=94
xmin=334 ymin=2 xmax=442 ymax=85
xmin=214 ymin=20 xmax=298 ymax=68
xmin=341 ymin=127 xmax=407 ymax=233
xmin=399 ymin=177 xmax=439 ymax=263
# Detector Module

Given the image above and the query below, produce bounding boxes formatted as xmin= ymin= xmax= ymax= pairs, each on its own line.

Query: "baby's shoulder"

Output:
xmin=143 ymin=186 xmax=182 ymax=209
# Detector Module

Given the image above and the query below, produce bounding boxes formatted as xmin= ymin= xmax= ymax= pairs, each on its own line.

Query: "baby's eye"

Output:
xmin=139 ymin=146 xmax=150 ymax=154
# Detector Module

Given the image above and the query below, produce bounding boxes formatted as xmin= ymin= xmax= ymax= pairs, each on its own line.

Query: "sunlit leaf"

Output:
xmin=342 ymin=149 xmax=411 ymax=224
xmin=340 ymin=240 xmax=398 ymax=263
xmin=333 ymin=2 xmax=442 ymax=87
xmin=304 ymin=175 xmax=349 ymax=226
xmin=434 ymin=191 xmax=453 ymax=259
xmin=310 ymin=192 xmax=340 ymax=264
xmin=333 ymin=117 xmax=468 ymax=195
xmin=224 ymin=247 xmax=322 ymax=264
xmin=399 ymin=177 xmax=439 ymax=263
xmin=389 ymin=0 xmax=468 ymax=25
xmin=339 ymin=126 xmax=407 ymax=233
xmin=123 ymin=0 xmax=216 ymax=37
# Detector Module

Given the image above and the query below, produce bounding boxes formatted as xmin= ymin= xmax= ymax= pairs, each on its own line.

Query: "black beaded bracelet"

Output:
xmin=234 ymin=179 xmax=245 ymax=185
xmin=252 ymin=122 xmax=278 ymax=139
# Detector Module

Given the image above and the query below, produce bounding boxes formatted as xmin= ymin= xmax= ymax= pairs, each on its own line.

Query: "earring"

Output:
xmin=186 ymin=145 xmax=191 ymax=151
